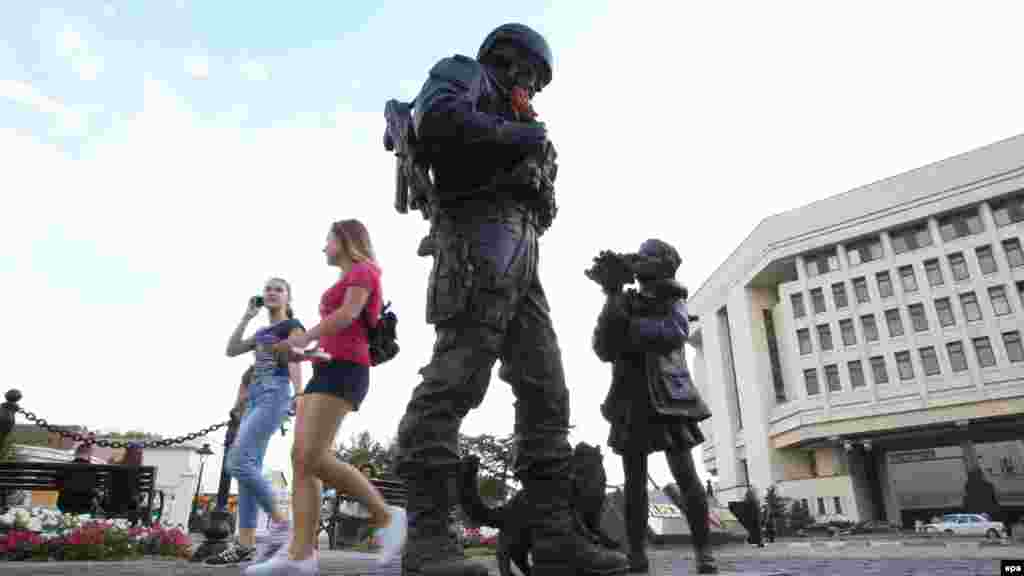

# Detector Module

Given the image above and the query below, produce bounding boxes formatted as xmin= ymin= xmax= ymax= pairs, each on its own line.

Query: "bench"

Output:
xmin=319 ymin=474 xmax=407 ymax=550
xmin=0 ymin=462 xmax=161 ymax=527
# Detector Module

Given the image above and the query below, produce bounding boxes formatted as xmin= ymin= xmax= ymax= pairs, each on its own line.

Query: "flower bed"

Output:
xmin=0 ymin=507 xmax=190 ymax=562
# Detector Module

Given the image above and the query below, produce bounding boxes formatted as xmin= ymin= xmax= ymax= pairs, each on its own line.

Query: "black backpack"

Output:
xmin=364 ymin=301 xmax=400 ymax=366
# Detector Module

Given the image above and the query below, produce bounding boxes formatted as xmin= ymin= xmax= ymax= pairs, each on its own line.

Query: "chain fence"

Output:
xmin=14 ymin=406 xmax=231 ymax=450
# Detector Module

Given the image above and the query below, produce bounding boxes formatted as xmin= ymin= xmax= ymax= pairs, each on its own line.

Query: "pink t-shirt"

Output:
xmin=318 ymin=261 xmax=382 ymax=366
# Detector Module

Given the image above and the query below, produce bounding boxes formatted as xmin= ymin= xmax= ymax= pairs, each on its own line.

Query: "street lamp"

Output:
xmin=190 ymin=443 xmax=214 ymax=531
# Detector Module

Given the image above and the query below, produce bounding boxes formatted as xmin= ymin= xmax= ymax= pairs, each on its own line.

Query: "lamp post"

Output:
xmin=191 ymin=410 xmax=241 ymax=562
xmin=189 ymin=443 xmax=214 ymax=531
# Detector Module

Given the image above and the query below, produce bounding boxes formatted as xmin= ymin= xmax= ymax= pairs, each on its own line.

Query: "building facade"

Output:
xmin=689 ymin=134 xmax=1024 ymax=528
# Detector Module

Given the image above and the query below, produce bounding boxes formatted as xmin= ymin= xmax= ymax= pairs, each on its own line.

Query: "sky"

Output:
xmin=5 ymin=1 xmax=1024 ymax=494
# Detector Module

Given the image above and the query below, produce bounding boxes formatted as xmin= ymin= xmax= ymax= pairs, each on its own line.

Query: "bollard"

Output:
xmin=0 ymin=390 xmax=22 ymax=510
xmin=190 ymin=409 xmax=241 ymax=562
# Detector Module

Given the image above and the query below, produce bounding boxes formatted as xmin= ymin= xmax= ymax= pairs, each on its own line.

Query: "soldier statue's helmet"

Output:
xmin=477 ymin=23 xmax=553 ymax=92
xmin=636 ymin=239 xmax=682 ymax=281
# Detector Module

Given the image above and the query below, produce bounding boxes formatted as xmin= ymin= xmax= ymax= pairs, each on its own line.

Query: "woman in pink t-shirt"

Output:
xmin=248 ymin=219 xmax=405 ymax=576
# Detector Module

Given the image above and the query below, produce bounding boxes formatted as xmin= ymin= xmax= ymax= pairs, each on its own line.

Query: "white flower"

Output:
xmin=27 ymin=518 xmax=43 ymax=532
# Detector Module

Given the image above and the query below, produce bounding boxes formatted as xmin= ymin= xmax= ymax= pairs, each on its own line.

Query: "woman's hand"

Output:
xmin=272 ymin=333 xmax=310 ymax=357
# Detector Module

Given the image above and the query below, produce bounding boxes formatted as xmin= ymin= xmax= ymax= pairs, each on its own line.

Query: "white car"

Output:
xmin=922 ymin=513 xmax=1006 ymax=538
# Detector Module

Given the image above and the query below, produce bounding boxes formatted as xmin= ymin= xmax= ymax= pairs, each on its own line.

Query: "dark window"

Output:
xmin=811 ymin=288 xmax=826 ymax=314
xmin=852 ymin=277 xmax=870 ymax=303
xmin=935 ymin=297 xmax=956 ymax=327
xmin=763 ymin=309 xmax=787 ymax=403
xmin=861 ymin=314 xmax=879 ymax=342
xmin=895 ymin=351 xmax=914 ymax=380
xmin=961 ymin=292 xmax=983 ymax=322
xmin=817 ymin=497 xmax=826 ymax=516
xmin=976 ymin=245 xmax=998 ymax=275
xmin=947 ymin=341 xmax=968 ymax=372
xmin=992 ymin=192 xmax=1024 ymax=227
xmin=909 ymin=303 xmax=929 ymax=332
xmin=804 ymin=368 xmax=820 ymax=396
xmin=825 ymin=364 xmax=841 ymax=392
xmin=817 ymin=324 xmax=833 ymax=351
xmin=989 ymin=285 xmax=1012 ymax=316
xmin=1019 ymin=281 xmax=1024 ymax=308
xmin=1004 ymin=331 xmax=1024 ymax=363
xmin=899 ymin=265 xmax=918 ymax=293
xmin=833 ymin=497 xmax=843 ymax=515
xmin=806 ymin=250 xmax=839 ymax=278
xmin=870 ymin=356 xmax=889 ymax=384
xmin=920 ymin=346 xmax=941 ymax=376
xmin=885 ymin=309 xmax=904 ymax=337
xmin=797 ymin=328 xmax=812 ymax=355
xmin=832 ymin=283 xmax=848 ymax=309
xmin=840 ymin=319 xmax=856 ymax=346
xmin=938 ymin=208 xmax=984 ymax=241
xmin=846 ymin=238 xmax=883 ymax=266
xmin=848 ymin=360 xmax=866 ymax=388
xmin=877 ymin=271 xmax=894 ymax=298
xmin=891 ymin=222 xmax=933 ymax=254
xmin=973 ymin=337 xmax=997 ymax=368
xmin=924 ymin=259 xmax=944 ymax=287
xmin=949 ymin=252 xmax=970 ymax=281
xmin=791 ymin=293 xmax=806 ymax=318
xmin=1003 ymin=238 xmax=1024 ymax=268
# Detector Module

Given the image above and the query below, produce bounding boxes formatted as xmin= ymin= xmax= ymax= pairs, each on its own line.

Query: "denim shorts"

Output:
xmin=304 ymin=359 xmax=370 ymax=410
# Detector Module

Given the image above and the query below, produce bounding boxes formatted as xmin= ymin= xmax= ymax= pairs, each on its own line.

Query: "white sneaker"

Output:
xmin=243 ymin=549 xmax=319 ymax=576
xmin=375 ymin=505 xmax=407 ymax=565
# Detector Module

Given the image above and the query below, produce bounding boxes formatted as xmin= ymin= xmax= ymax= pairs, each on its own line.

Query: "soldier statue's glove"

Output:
xmin=494 ymin=120 xmax=547 ymax=149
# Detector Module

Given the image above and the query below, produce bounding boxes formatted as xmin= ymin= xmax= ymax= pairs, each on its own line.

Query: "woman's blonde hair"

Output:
xmin=331 ymin=219 xmax=376 ymax=264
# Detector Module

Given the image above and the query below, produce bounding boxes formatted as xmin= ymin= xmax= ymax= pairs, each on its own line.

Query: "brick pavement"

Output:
xmin=1 ymin=543 xmax=1020 ymax=575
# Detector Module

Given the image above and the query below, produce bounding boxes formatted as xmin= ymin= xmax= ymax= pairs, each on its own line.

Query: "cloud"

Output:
xmin=56 ymin=24 xmax=103 ymax=81
xmin=186 ymin=55 xmax=210 ymax=80
xmin=240 ymin=60 xmax=270 ymax=82
xmin=0 ymin=80 xmax=87 ymax=132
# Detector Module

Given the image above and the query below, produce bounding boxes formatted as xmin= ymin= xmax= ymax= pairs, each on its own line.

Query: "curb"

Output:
xmin=786 ymin=539 xmax=1014 ymax=549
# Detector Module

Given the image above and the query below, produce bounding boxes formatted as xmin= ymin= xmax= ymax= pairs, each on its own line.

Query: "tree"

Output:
xmin=459 ymin=433 xmax=516 ymax=503
xmin=762 ymin=485 xmax=793 ymax=536
xmin=336 ymin=430 xmax=393 ymax=475
xmin=789 ymin=499 xmax=813 ymax=531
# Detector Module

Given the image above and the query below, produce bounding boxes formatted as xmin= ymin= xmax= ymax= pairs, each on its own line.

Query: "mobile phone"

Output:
xmin=250 ymin=296 xmax=264 ymax=308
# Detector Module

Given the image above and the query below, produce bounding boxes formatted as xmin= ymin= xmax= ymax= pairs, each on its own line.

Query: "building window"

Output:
xmin=947 ymin=341 xmax=968 ymax=372
xmin=899 ymin=265 xmax=918 ymax=293
xmin=895 ymin=350 xmax=915 ymax=381
xmin=848 ymin=360 xmax=866 ymax=388
xmin=1003 ymin=238 xmax=1024 ymax=268
xmin=805 ymin=250 xmax=839 ymax=278
xmin=976 ymin=245 xmax=998 ymax=275
xmin=1004 ymin=331 xmax=1024 ymax=363
xmin=791 ymin=293 xmax=806 ymax=318
xmin=817 ymin=324 xmax=833 ymax=351
xmin=832 ymin=282 xmax=848 ymax=309
xmin=807 ymin=454 xmax=817 ymax=478
xmin=938 ymin=208 xmax=984 ymax=241
xmin=890 ymin=222 xmax=933 ymax=254
xmin=833 ymin=496 xmax=843 ymax=515
xmin=949 ymin=252 xmax=970 ymax=281
xmin=908 ymin=303 xmax=929 ymax=332
xmin=817 ymin=497 xmax=826 ymax=516
xmin=877 ymin=271 xmax=894 ymax=298
xmin=960 ymin=292 xmax=983 ymax=322
xmin=924 ymin=259 xmax=944 ymax=287
xmin=861 ymin=314 xmax=879 ymax=342
xmin=852 ymin=277 xmax=870 ymax=303
xmin=870 ymin=355 xmax=889 ymax=384
xmin=840 ymin=318 xmax=856 ymax=346
xmin=802 ymin=497 xmax=810 ymax=510
xmin=973 ymin=337 xmax=997 ymax=368
xmin=992 ymin=192 xmax=1024 ymax=227
xmin=825 ymin=364 xmax=841 ymax=392
xmin=763 ymin=309 xmax=787 ymax=403
xmin=885 ymin=309 xmax=904 ymax=338
xmin=920 ymin=346 xmax=941 ymax=376
xmin=810 ymin=288 xmax=826 ymax=314
xmin=846 ymin=237 xmax=883 ymax=266
xmin=935 ymin=297 xmax=956 ymax=327
xmin=989 ymin=285 xmax=1012 ymax=316
xmin=1019 ymin=282 xmax=1024 ymax=308
xmin=797 ymin=329 xmax=812 ymax=355
xmin=804 ymin=368 xmax=820 ymax=396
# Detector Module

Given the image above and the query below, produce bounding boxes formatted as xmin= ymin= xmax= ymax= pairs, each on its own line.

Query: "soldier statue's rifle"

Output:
xmin=383 ymin=99 xmax=435 ymax=221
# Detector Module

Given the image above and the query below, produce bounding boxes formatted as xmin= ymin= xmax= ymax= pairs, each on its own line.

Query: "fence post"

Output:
xmin=190 ymin=409 xmax=241 ymax=562
xmin=0 ymin=390 xmax=22 ymax=510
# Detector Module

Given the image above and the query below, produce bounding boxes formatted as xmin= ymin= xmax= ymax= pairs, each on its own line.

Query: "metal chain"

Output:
xmin=15 ymin=406 xmax=230 ymax=449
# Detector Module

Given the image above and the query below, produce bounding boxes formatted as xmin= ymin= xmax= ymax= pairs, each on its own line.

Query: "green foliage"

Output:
xmin=336 ymin=431 xmax=393 ymax=475
xmin=459 ymin=433 xmax=515 ymax=502
xmin=762 ymin=485 xmax=795 ymax=535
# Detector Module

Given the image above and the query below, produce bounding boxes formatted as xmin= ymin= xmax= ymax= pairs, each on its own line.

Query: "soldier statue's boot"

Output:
xmin=684 ymin=492 xmax=718 ymax=575
xmin=401 ymin=469 xmax=490 ymax=576
xmin=524 ymin=473 xmax=630 ymax=576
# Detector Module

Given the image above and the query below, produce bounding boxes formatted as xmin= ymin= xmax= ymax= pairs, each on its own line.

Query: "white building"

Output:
xmin=689 ymin=133 xmax=1024 ymax=528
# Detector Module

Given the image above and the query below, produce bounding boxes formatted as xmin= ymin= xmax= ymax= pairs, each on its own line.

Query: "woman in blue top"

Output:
xmin=214 ymin=277 xmax=305 ymax=566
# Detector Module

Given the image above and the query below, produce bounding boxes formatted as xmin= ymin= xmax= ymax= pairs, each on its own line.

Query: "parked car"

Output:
xmin=922 ymin=513 xmax=1006 ymax=538
xmin=838 ymin=520 xmax=902 ymax=536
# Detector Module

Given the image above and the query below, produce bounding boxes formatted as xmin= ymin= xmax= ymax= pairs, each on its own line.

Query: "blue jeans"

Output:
xmin=227 ymin=372 xmax=292 ymax=530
